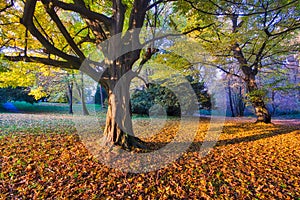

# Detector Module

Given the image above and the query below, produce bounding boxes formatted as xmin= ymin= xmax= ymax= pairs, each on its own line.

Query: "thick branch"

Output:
xmin=232 ymin=43 xmax=252 ymax=75
xmin=128 ymin=0 xmax=150 ymax=30
xmin=4 ymin=55 xmax=79 ymax=69
xmin=112 ymin=0 xmax=126 ymax=35
xmin=53 ymin=0 xmax=113 ymax=27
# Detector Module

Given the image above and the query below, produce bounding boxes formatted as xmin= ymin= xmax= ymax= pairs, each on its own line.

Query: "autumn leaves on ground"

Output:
xmin=0 ymin=112 xmax=299 ymax=199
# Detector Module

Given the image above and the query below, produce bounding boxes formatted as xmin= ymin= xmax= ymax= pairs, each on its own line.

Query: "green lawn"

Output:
xmin=0 ymin=101 xmax=103 ymax=114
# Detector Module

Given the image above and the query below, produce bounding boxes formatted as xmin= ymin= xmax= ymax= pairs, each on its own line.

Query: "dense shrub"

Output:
xmin=131 ymin=77 xmax=212 ymax=116
xmin=0 ymin=87 xmax=37 ymax=104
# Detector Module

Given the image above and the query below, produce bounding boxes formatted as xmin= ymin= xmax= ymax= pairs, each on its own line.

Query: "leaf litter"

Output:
xmin=0 ymin=113 xmax=299 ymax=199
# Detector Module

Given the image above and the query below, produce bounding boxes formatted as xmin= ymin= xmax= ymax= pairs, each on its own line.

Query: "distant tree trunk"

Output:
xmin=80 ymin=72 xmax=89 ymax=115
xmin=234 ymin=86 xmax=245 ymax=117
xmin=270 ymin=90 xmax=277 ymax=115
xmin=99 ymin=84 xmax=104 ymax=109
xmin=228 ymin=79 xmax=235 ymax=117
xmin=67 ymin=81 xmax=73 ymax=114
xmin=73 ymin=72 xmax=89 ymax=116
xmin=81 ymin=92 xmax=89 ymax=115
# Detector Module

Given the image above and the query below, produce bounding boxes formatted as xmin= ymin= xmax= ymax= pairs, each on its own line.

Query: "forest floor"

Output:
xmin=0 ymin=112 xmax=299 ymax=199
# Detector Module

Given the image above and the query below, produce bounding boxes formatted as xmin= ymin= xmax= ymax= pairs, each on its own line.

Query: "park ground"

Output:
xmin=0 ymin=102 xmax=299 ymax=199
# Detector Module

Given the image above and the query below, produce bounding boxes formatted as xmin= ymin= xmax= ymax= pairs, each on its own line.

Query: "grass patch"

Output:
xmin=0 ymin=101 xmax=103 ymax=114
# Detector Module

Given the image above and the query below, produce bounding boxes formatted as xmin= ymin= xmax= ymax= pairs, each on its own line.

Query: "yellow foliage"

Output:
xmin=0 ymin=62 xmax=36 ymax=88
xmin=29 ymin=86 xmax=47 ymax=100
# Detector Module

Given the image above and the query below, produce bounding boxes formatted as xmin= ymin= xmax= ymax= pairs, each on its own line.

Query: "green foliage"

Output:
xmin=0 ymin=87 xmax=37 ymax=104
xmin=131 ymin=83 xmax=181 ymax=116
xmin=131 ymin=76 xmax=211 ymax=116
xmin=245 ymin=89 xmax=269 ymax=104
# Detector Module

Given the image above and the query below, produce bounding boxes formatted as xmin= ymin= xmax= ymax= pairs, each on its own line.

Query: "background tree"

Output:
xmin=174 ymin=0 xmax=300 ymax=123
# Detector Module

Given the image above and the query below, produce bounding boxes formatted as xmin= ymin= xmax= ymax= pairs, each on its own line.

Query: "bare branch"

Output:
xmin=183 ymin=0 xmax=299 ymax=17
xmin=190 ymin=61 xmax=243 ymax=79
xmin=250 ymin=40 xmax=268 ymax=71
xmin=269 ymin=24 xmax=300 ymax=37
xmin=183 ymin=23 xmax=215 ymax=35
xmin=145 ymin=0 xmax=176 ymax=12
xmin=142 ymin=24 xmax=213 ymax=47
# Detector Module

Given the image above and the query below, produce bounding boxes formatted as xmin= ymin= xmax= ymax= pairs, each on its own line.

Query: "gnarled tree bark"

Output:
xmin=231 ymin=42 xmax=271 ymax=123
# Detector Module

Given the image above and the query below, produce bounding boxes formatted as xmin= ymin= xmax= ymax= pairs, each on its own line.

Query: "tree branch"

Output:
xmin=183 ymin=0 xmax=299 ymax=17
xmin=189 ymin=61 xmax=243 ymax=79
xmin=250 ymin=40 xmax=268 ymax=72
xmin=141 ymin=23 xmax=214 ymax=48
xmin=112 ymin=0 xmax=126 ymax=34
xmin=269 ymin=24 xmax=300 ymax=37
xmin=128 ymin=0 xmax=150 ymax=30
xmin=21 ymin=0 xmax=81 ymax=68
xmin=182 ymin=23 xmax=215 ymax=34
xmin=42 ymin=0 xmax=85 ymax=60
xmin=145 ymin=0 xmax=176 ymax=12
xmin=53 ymin=0 xmax=113 ymax=27
xmin=0 ymin=0 xmax=13 ymax=13
xmin=4 ymin=55 xmax=79 ymax=69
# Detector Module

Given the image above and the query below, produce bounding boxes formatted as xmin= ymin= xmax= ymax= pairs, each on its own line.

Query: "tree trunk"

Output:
xmin=81 ymin=91 xmax=89 ymax=116
xmin=80 ymin=72 xmax=89 ymax=116
xmin=67 ymin=82 xmax=73 ymax=114
xmin=99 ymin=84 xmax=104 ymax=109
xmin=246 ymin=75 xmax=271 ymax=123
xmin=228 ymin=79 xmax=235 ymax=117
xmin=231 ymin=43 xmax=271 ymax=123
xmin=231 ymin=15 xmax=271 ymax=123
xmin=73 ymin=72 xmax=89 ymax=116
xmin=235 ymin=86 xmax=245 ymax=117
xmin=102 ymin=79 xmax=146 ymax=150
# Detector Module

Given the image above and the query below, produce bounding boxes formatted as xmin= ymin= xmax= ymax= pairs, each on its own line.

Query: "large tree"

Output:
xmin=174 ymin=0 xmax=300 ymax=123
xmin=0 ymin=0 xmax=173 ymax=149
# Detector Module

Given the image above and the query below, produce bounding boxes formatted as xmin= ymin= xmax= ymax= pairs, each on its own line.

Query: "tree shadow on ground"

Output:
xmin=144 ymin=124 xmax=300 ymax=153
